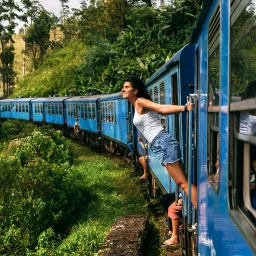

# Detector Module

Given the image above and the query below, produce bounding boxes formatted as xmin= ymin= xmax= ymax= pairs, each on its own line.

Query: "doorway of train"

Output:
xmin=169 ymin=70 xmax=198 ymax=256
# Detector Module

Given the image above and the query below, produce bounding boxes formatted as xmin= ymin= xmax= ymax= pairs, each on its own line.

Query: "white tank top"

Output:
xmin=133 ymin=109 xmax=164 ymax=143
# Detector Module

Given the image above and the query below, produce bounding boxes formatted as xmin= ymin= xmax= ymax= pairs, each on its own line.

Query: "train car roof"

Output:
xmin=98 ymin=92 xmax=123 ymax=101
xmin=64 ymin=95 xmax=103 ymax=102
xmin=0 ymin=98 xmax=34 ymax=102
xmin=145 ymin=44 xmax=194 ymax=86
xmin=31 ymin=96 xmax=70 ymax=102
xmin=190 ymin=0 xmax=212 ymax=43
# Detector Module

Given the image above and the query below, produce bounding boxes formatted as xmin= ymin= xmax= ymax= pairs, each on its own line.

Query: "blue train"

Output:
xmin=1 ymin=0 xmax=256 ymax=255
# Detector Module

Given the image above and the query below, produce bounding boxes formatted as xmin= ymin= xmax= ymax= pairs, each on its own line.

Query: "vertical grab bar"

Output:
xmin=187 ymin=96 xmax=194 ymax=225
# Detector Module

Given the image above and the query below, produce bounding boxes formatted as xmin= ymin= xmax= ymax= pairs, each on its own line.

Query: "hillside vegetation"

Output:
xmin=10 ymin=1 xmax=201 ymax=98
xmin=13 ymin=40 xmax=85 ymax=97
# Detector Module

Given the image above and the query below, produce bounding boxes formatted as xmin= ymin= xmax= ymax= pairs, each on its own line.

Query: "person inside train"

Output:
xmin=74 ymin=120 xmax=79 ymax=137
xmin=138 ymin=137 xmax=148 ymax=181
xmin=250 ymin=159 xmax=256 ymax=209
xmin=127 ymin=132 xmax=134 ymax=157
xmin=250 ymin=159 xmax=256 ymax=190
xmin=121 ymin=76 xmax=197 ymax=208
xmin=162 ymin=197 xmax=183 ymax=247
xmin=239 ymin=80 xmax=256 ymax=135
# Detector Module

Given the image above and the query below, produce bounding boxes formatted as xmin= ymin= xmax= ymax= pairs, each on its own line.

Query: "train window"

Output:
xmin=80 ymin=104 xmax=84 ymax=119
xmin=229 ymin=0 xmax=256 ymax=233
xmin=153 ymin=86 xmax=158 ymax=103
xmin=230 ymin=0 xmax=256 ymax=100
xmin=55 ymin=104 xmax=58 ymax=115
xmin=104 ymin=102 xmax=107 ymax=121
xmin=112 ymin=102 xmax=116 ymax=123
xmin=92 ymin=103 xmax=96 ymax=120
xmin=160 ymin=82 xmax=165 ymax=104
xmin=53 ymin=104 xmax=57 ymax=115
xmin=172 ymin=73 xmax=179 ymax=139
xmin=84 ymin=104 xmax=88 ymax=119
xmin=73 ymin=104 xmax=76 ymax=117
xmin=105 ymin=101 xmax=115 ymax=123
xmin=51 ymin=104 xmax=54 ymax=115
xmin=160 ymin=82 xmax=167 ymax=130
xmin=207 ymin=4 xmax=220 ymax=192
xmin=87 ymin=103 xmax=91 ymax=119
xmin=100 ymin=103 xmax=103 ymax=121
xmin=149 ymin=88 xmax=153 ymax=100
xmin=59 ymin=104 xmax=62 ymax=115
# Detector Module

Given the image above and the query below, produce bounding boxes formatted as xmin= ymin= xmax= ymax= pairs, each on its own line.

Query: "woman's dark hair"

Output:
xmin=124 ymin=76 xmax=152 ymax=100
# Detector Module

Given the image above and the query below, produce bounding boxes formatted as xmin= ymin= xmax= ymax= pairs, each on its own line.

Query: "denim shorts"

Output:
xmin=149 ymin=130 xmax=182 ymax=165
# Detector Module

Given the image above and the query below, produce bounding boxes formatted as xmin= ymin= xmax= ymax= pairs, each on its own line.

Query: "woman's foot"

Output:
xmin=139 ymin=175 xmax=148 ymax=180
xmin=162 ymin=236 xmax=179 ymax=246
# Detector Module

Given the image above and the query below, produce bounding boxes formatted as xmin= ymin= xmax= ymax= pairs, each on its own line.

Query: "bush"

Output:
xmin=0 ymin=128 xmax=89 ymax=255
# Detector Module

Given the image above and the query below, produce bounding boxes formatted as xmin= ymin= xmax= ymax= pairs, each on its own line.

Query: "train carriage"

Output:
xmin=31 ymin=96 xmax=69 ymax=125
xmin=190 ymin=0 xmax=256 ymax=255
xmin=64 ymin=95 xmax=101 ymax=131
xmin=98 ymin=92 xmax=133 ymax=154
xmin=0 ymin=98 xmax=33 ymax=120
xmin=64 ymin=95 xmax=103 ymax=144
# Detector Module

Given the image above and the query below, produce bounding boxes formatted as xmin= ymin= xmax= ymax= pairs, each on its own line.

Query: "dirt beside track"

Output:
xmin=98 ymin=215 xmax=147 ymax=256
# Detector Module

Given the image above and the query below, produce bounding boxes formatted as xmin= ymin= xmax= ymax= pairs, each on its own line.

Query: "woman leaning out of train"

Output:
xmin=121 ymin=76 xmax=197 ymax=208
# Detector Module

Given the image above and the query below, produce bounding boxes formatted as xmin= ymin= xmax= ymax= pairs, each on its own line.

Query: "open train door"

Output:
xmin=181 ymin=93 xmax=198 ymax=256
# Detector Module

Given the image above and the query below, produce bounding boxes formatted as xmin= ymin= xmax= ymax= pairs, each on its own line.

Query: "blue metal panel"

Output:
xmin=196 ymin=0 xmax=255 ymax=255
xmin=100 ymin=97 xmax=129 ymax=145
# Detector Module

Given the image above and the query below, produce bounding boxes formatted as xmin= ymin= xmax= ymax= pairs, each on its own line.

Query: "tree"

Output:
xmin=0 ymin=0 xmax=20 ymax=97
xmin=59 ymin=0 xmax=70 ymax=25
xmin=24 ymin=10 xmax=54 ymax=70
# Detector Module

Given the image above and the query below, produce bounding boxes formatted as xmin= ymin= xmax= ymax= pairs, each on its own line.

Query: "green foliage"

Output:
xmin=13 ymin=40 xmax=85 ymax=97
xmin=13 ymin=1 xmax=202 ymax=97
xmin=0 ymin=126 xmax=91 ymax=255
xmin=25 ymin=10 xmax=53 ymax=69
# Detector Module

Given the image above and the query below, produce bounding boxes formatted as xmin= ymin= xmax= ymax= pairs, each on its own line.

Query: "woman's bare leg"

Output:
xmin=163 ymin=218 xmax=180 ymax=245
xmin=165 ymin=160 xmax=197 ymax=208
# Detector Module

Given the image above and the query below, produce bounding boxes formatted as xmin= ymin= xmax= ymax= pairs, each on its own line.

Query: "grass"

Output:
xmin=64 ymin=142 xmax=182 ymax=256
xmin=56 ymin=142 xmax=150 ymax=255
